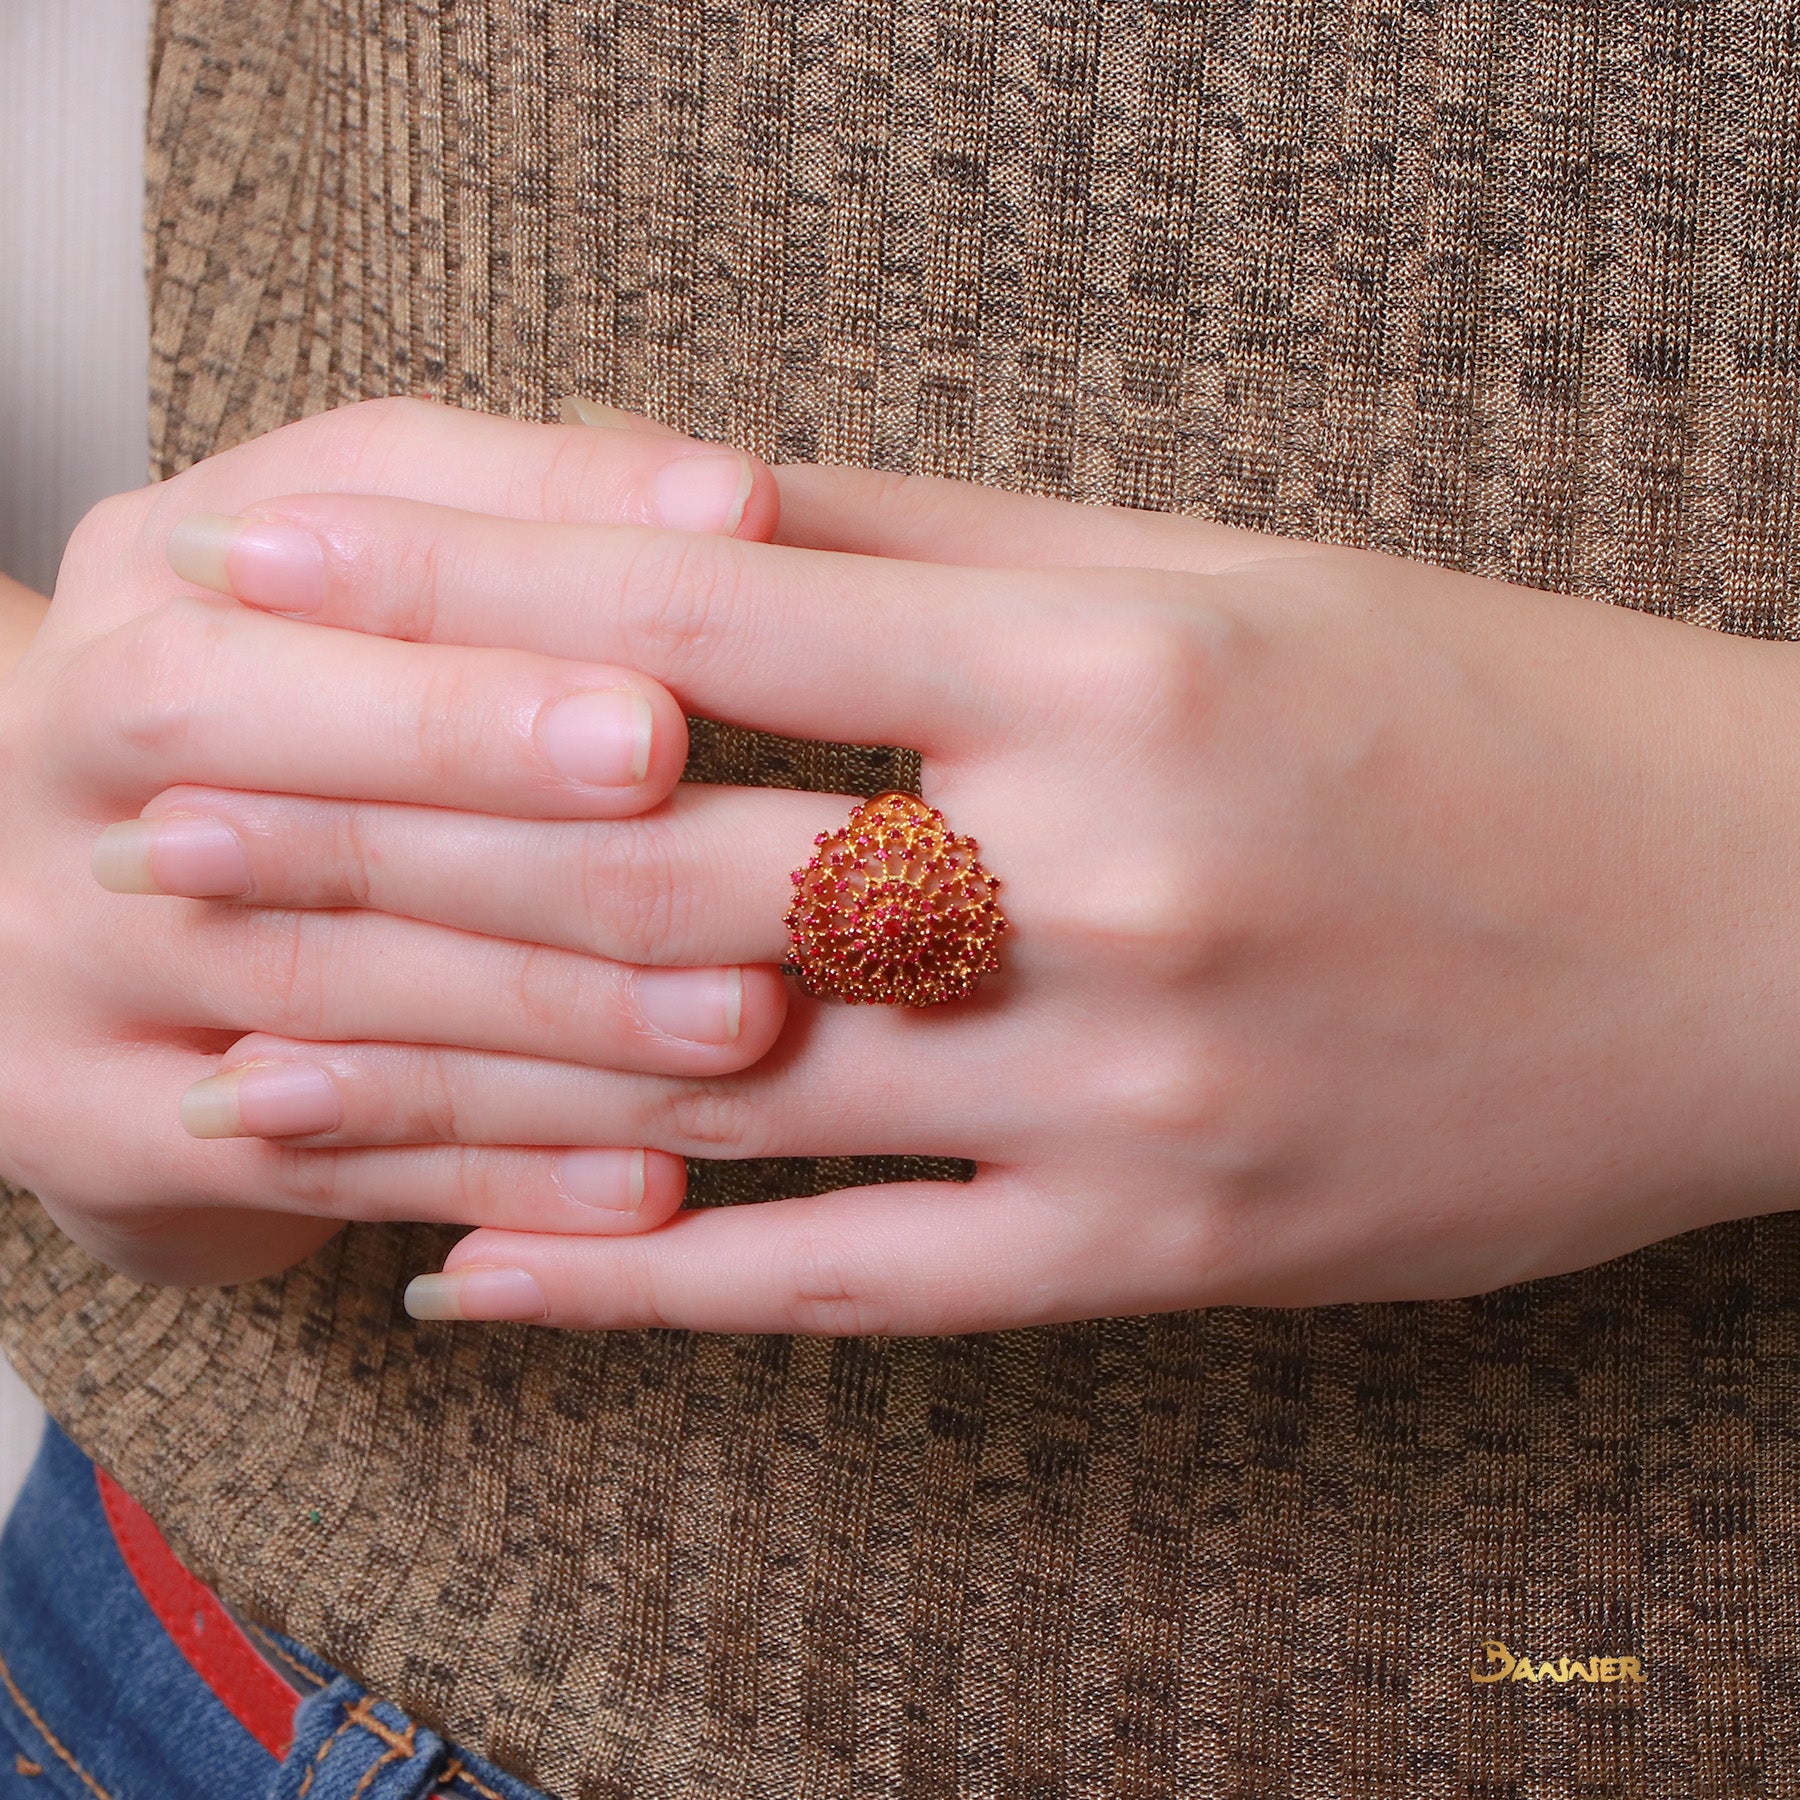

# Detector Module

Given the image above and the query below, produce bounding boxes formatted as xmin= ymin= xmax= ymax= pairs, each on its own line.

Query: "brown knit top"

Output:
xmin=3 ymin=0 xmax=1799 ymax=1795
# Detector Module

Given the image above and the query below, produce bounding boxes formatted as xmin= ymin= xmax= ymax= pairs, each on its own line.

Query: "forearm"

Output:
xmin=0 ymin=573 xmax=48 ymax=679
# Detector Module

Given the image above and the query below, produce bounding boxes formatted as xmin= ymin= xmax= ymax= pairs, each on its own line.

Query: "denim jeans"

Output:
xmin=0 ymin=1422 xmax=549 ymax=1799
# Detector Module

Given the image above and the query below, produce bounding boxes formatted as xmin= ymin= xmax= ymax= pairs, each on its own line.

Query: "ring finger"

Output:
xmin=177 ymin=1016 xmax=1007 ymax=1160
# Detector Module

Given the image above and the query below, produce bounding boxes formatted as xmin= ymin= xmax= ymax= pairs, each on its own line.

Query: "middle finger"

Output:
xmin=182 ymin=1011 xmax=1007 ymax=1159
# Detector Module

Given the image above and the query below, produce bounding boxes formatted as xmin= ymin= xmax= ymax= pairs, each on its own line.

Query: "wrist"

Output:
xmin=0 ymin=572 xmax=48 ymax=680
xmin=1645 ymin=631 xmax=1800 ymax=1227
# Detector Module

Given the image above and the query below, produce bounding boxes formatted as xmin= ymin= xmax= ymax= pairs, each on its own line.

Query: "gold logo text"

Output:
xmin=1470 ymin=1640 xmax=1645 ymax=1686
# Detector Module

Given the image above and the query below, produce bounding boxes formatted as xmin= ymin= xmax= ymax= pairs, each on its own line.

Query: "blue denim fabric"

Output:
xmin=0 ymin=1423 xmax=548 ymax=1800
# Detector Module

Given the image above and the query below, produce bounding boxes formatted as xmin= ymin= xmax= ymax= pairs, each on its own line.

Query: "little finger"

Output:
xmin=405 ymin=1173 xmax=1072 ymax=1334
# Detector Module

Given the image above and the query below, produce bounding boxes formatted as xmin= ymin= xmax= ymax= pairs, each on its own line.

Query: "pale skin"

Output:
xmin=2 ymin=396 xmax=1798 ymax=1334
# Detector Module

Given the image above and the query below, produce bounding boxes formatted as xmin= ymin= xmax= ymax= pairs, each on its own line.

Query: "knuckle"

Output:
xmin=1085 ymin=597 xmax=1236 ymax=748
xmin=321 ymin=804 xmax=381 ymax=908
xmin=780 ymin=1231 xmax=895 ymax=1336
xmin=506 ymin=941 xmax=584 ymax=1039
xmin=1128 ymin=1197 xmax=1237 ymax=1310
xmin=660 ymin=1081 xmax=759 ymax=1154
xmin=415 ymin=1054 xmax=465 ymax=1144
xmin=372 ymin=519 xmax=449 ymax=643
xmin=1082 ymin=850 xmax=1206 ymax=954
xmin=1097 ymin=1042 xmax=1222 ymax=1141
xmin=576 ymin=819 xmax=689 ymax=959
xmin=1056 ymin=842 xmax=1235 ymax=986
xmin=610 ymin=1249 xmax=678 ymax=1331
xmin=443 ymin=1145 xmax=491 ymax=1220
xmin=609 ymin=530 xmax=736 ymax=682
xmin=405 ymin=655 xmax=493 ymax=789
xmin=529 ymin=427 xmax=624 ymax=522
xmin=235 ymin=911 xmax=332 ymax=1035
xmin=59 ymin=488 xmax=150 ymax=585
xmin=269 ymin=1144 xmax=348 ymax=1216
xmin=50 ymin=597 xmax=227 ymax=770
xmin=300 ymin=396 xmax=439 ymax=487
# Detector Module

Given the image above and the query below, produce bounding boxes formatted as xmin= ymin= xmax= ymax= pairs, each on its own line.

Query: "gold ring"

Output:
xmin=782 ymin=791 xmax=1010 ymax=1006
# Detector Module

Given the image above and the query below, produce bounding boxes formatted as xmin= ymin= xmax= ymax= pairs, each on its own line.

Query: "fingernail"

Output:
xmin=180 ymin=1062 xmax=341 ymax=1139
xmin=404 ymin=1267 xmax=548 ymax=1323
xmin=167 ymin=512 xmax=327 ymax=614
xmin=560 ymin=395 xmax=641 ymax=429
xmin=92 ymin=816 xmax=251 ymax=897
xmin=553 ymin=1147 xmax=646 ymax=1212
xmin=649 ymin=453 xmax=753 ymax=534
xmin=537 ymin=689 xmax=654 ymax=786
xmin=558 ymin=395 xmax=684 ymax=437
xmin=634 ymin=966 xmax=743 ymax=1044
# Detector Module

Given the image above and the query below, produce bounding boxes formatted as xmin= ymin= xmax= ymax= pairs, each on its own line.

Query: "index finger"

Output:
xmin=55 ymin=397 xmax=780 ymax=639
xmin=155 ymin=397 xmax=781 ymax=537
xmin=165 ymin=493 xmax=1085 ymax=754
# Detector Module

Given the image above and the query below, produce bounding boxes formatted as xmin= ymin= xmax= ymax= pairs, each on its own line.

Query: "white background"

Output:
xmin=0 ymin=0 xmax=157 ymax=1514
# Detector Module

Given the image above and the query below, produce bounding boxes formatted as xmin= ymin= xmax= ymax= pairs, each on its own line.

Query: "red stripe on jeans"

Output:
xmin=94 ymin=1467 xmax=297 ymax=1759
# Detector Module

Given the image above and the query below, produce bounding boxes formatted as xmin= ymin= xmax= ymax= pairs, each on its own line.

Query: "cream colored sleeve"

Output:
xmin=0 ymin=0 xmax=153 ymax=597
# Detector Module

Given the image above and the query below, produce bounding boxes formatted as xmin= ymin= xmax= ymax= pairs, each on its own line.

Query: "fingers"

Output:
xmin=55 ymin=597 xmax=689 ymax=816
xmin=163 ymin=493 xmax=1074 ymax=754
xmin=52 ymin=397 xmax=782 ymax=643
xmin=407 ymin=1173 xmax=1066 ymax=1335
xmin=37 ymin=1047 xmax=694 ymax=1277
xmin=557 ymin=396 xmax=687 ymax=439
xmin=552 ymin=403 xmax=1297 ymax=576
xmin=551 ymin=400 xmax=1300 ymax=575
xmin=104 ymin=781 xmax=844 ymax=965
xmin=168 ymin=1017 xmax=994 ymax=1159
xmin=118 ymin=902 xmax=786 ymax=1076
xmin=771 ymin=464 xmax=1324 ymax=575
xmin=181 ymin=399 xmax=779 ymax=536
xmin=249 ymin=1142 xmax=690 ymax=1232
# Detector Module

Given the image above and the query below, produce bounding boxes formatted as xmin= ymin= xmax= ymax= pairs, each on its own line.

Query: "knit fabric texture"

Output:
xmin=3 ymin=0 xmax=1800 ymax=1794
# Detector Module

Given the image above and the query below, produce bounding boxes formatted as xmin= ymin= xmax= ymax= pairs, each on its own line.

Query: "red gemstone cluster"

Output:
xmin=783 ymin=792 xmax=1010 ymax=1006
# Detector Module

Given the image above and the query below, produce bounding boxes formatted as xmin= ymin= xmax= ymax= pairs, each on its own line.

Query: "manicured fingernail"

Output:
xmin=558 ymin=395 xmax=684 ymax=437
xmin=180 ymin=1062 xmax=341 ymax=1139
xmin=634 ymin=966 xmax=743 ymax=1044
xmin=560 ymin=395 xmax=641 ymax=429
xmin=404 ymin=1267 xmax=548 ymax=1322
xmin=537 ymin=689 xmax=654 ymax=786
xmin=167 ymin=512 xmax=327 ymax=614
xmin=92 ymin=816 xmax=251 ymax=897
xmin=649 ymin=453 xmax=753 ymax=534
xmin=553 ymin=1147 xmax=646 ymax=1212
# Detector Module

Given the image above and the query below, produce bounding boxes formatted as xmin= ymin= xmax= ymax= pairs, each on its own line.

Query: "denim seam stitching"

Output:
xmin=344 ymin=1699 xmax=416 ymax=1758
xmin=0 ymin=1647 xmax=113 ymax=1800
xmin=296 ymin=1712 xmax=363 ymax=1800
xmin=434 ymin=1757 xmax=507 ymax=1800
xmin=348 ymin=1743 xmax=406 ymax=1800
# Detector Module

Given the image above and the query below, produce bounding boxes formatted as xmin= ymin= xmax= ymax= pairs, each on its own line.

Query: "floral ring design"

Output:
xmin=782 ymin=791 xmax=1010 ymax=1006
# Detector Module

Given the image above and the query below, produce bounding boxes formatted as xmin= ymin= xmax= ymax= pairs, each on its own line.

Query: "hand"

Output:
xmin=0 ymin=398 xmax=793 ymax=1284
xmin=169 ymin=454 xmax=1800 ymax=1331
